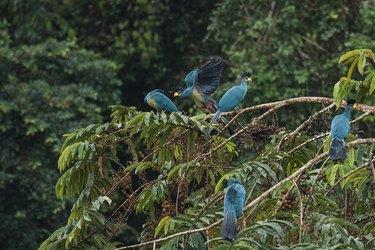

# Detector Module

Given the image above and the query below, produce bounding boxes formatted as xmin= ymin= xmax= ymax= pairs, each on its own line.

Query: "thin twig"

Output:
xmin=304 ymin=158 xmax=329 ymax=205
xmin=292 ymin=180 xmax=304 ymax=243
xmin=74 ymin=179 xmax=158 ymax=248
xmin=278 ymin=103 xmax=335 ymax=150
xmin=368 ymin=144 xmax=375 ymax=183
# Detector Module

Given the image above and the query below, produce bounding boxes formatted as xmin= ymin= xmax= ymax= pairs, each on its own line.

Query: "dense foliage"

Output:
xmin=0 ymin=32 xmax=121 ymax=249
xmin=40 ymin=49 xmax=375 ymax=249
xmin=0 ymin=0 xmax=374 ymax=249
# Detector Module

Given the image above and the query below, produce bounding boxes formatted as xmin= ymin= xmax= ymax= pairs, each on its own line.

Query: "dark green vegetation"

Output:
xmin=0 ymin=0 xmax=374 ymax=249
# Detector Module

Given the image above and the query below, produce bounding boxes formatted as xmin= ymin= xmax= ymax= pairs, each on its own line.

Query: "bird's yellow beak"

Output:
xmin=245 ymin=77 xmax=253 ymax=83
xmin=353 ymin=103 xmax=358 ymax=109
xmin=173 ymin=92 xmax=180 ymax=97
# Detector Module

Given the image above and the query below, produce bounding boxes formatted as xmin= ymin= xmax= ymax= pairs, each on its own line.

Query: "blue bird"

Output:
xmin=222 ymin=178 xmax=246 ymax=241
xmin=144 ymin=89 xmax=178 ymax=112
xmin=329 ymin=99 xmax=356 ymax=161
xmin=173 ymin=58 xmax=223 ymax=113
xmin=211 ymin=72 xmax=252 ymax=125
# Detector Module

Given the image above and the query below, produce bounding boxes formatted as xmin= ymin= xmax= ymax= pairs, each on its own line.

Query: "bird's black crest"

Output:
xmin=222 ymin=179 xmax=228 ymax=188
xmin=241 ymin=72 xmax=252 ymax=78
xmin=346 ymin=99 xmax=356 ymax=105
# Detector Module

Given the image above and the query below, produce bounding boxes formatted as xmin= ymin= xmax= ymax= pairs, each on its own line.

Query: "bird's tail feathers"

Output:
xmin=329 ymin=137 xmax=346 ymax=161
xmin=222 ymin=208 xmax=237 ymax=240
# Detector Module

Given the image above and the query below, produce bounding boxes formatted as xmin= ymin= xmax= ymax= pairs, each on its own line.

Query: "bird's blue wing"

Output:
xmin=225 ymin=185 xmax=238 ymax=204
xmin=153 ymin=92 xmax=178 ymax=112
xmin=185 ymin=71 xmax=197 ymax=88
xmin=330 ymin=115 xmax=350 ymax=139
xmin=195 ymin=59 xmax=223 ymax=96
xmin=233 ymin=184 xmax=245 ymax=218
xmin=218 ymin=86 xmax=245 ymax=112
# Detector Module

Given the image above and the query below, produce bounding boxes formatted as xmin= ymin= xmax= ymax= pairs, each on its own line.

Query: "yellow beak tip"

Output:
xmin=173 ymin=92 xmax=179 ymax=97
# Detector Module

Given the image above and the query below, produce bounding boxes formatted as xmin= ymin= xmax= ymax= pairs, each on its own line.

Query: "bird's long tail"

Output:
xmin=211 ymin=110 xmax=222 ymax=124
xmin=221 ymin=208 xmax=237 ymax=240
xmin=329 ymin=137 xmax=346 ymax=161
xmin=205 ymin=110 xmax=222 ymax=135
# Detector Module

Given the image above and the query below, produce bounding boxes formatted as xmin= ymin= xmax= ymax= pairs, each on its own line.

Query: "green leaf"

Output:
xmin=326 ymin=217 xmax=361 ymax=232
xmin=346 ymin=148 xmax=355 ymax=166
xmin=326 ymin=164 xmax=340 ymax=186
xmin=357 ymin=54 xmax=366 ymax=75
xmin=58 ymin=142 xmax=84 ymax=172
xmin=370 ymin=74 xmax=375 ymax=95
xmin=323 ymin=136 xmax=332 ymax=153
xmin=154 ymin=216 xmax=171 ymax=237
xmin=338 ymin=50 xmax=361 ymax=64
xmin=347 ymin=57 xmax=359 ymax=79
xmin=144 ymin=112 xmax=151 ymax=127
xmin=97 ymin=196 xmax=112 ymax=206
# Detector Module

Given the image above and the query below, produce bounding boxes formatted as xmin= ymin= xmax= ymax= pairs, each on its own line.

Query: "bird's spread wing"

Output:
xmin=196 ymin=58 xmax=223 ymax=95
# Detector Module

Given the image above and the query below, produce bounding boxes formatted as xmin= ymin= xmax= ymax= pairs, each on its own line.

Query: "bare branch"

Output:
xmin=277 ymin=103 xmax=335 ymax=150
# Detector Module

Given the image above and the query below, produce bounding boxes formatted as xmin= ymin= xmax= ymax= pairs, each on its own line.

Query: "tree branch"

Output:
xmin=278 ymin=103 xmax=335 ymax=150
xmin=114 ymin=138 xmax=375 ymax=250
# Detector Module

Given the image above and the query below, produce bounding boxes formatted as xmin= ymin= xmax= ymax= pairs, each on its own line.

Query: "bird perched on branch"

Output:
xmin=173 ymin=58 xmax=223 ymax=112
xmin=210 ymin=72 xmax=252 ymax=125
xmin=222 ymin=178 xmax=246 ymax=241
xmin=144 ymin=89 xmax=178 ymax=112
xmin=329 ymin=99 xmax=356 ymax=161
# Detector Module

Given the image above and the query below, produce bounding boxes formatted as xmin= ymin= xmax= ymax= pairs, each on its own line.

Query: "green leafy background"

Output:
xmin=0 ymin=0 xmax=374 ymax=249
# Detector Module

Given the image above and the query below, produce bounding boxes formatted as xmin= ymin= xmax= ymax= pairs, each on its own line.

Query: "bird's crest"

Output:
xmin=241 ymin=72 xmax=252 ymax=78
xmin=223 ymin=178 xmax=239 ymax=188
xmin=346 ymin=99 xmax=356 ymax=105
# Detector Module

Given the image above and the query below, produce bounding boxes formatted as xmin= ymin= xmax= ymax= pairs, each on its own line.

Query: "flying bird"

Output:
xmin=210 ymin=72 xmax=252 ymax=125
xmin=144 ymin=89 xmax=178 ymax=112
xmin=174 ymin=58 xmax=223 ymax=113
xmin=329 ymin=99 xmax=356 ymax=161
xmin=222 ymin=178 xmax=246 ymax=241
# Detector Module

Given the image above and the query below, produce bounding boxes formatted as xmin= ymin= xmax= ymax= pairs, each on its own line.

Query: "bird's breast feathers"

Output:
xmin=192 ymin=87 xmax=205 ymax=102
xmin=147 ymin=98 xmax=158 ymax=110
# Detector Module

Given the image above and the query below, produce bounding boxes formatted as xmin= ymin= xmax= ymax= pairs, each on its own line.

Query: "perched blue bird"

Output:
xmin=174 ymin=58 xmax=223 ymax=113
xmin=211 ymin=72 xmax=252 ymax=125
xmin=144 ymin=89 xmax=178 ymax=112
xmin=222 ymin=178 xmax=246 ymax=241
xmin=329 ymin=99 xmax=356 ymax=161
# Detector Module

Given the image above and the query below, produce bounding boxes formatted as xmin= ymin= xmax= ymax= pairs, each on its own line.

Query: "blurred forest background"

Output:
xmin=0 ymin=0 xmax=374 ymax=249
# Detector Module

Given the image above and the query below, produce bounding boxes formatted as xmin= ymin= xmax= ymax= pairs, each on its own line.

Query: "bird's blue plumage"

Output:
xmin=185 ymin=71 xmax=197 ymax=88
xmin=329 ymin=101 xmax=354 ymax=161
xmin=144 ymin=90 xmax=178 ymax=112
xmin=222 ymin=178 xmax=246 ymax=240
xmin=211 ymin=72 xmax=252 ymax=125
